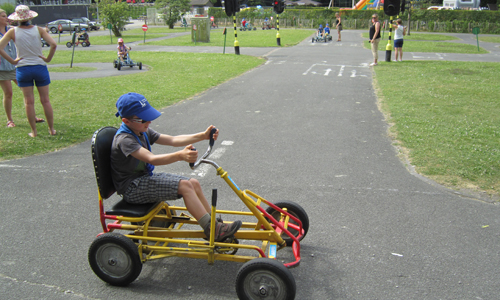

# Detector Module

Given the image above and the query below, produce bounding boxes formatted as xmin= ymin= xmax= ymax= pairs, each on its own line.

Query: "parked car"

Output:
xmin=47 ymin=19 xmax=89 ymax=33
xmin=72 ymin=17 xmax=100 ymax=31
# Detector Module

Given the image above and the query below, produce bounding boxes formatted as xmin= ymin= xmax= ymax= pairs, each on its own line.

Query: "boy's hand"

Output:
xmin=181 ymin=145 xmax=198 ymax=163
xmin=205 ymin=125 xmax=219 ymax=141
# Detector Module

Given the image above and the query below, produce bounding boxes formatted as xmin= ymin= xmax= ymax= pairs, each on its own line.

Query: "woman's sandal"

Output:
xmin=35 ymin=117 xmax=45 ymax=123
xmin=6 ymin=120 xmax=15 ymax=128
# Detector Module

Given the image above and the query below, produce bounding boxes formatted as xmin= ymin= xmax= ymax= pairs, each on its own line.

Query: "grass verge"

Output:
xmin=374 ymin=61 xmax=500 ymax=197
xmin=361 ymin=32 xmax=489 ymax=53
xmin=0 ymin=50 xmax=263 ymax=161
xmin=58 ymin=27 xmax=313 ymax=48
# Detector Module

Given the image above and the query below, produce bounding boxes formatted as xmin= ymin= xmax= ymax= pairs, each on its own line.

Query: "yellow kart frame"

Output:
xmin=88 ymin=127 xmax=309 ymax=299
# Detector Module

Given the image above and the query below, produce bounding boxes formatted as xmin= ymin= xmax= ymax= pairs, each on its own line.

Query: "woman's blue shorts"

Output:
xmin=394 ymin=39 xmax=404 ymax=48
xmin=16 ymin=65 xmax=51 ymax=88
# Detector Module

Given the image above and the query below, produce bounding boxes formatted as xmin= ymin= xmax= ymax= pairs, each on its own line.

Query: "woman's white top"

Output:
xmin=394 ymin=25 xmax=404 ymax=40
xmin=14 ymin=26 xmax=45 ymax=67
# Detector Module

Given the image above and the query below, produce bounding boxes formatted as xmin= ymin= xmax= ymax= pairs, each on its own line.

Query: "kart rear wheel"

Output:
xmin=113 ymin=60 xmax=118 ymax=68
xmin=236 ymin=258 xmax=296 ymax=300
xmin=266 ymin=201 xmax=309 ymax=246
xmin=138 ymin=62 xmax=142 ymax=70
xmin=82 ymin=42 xmax=88 ymax=47
xmin=117 ymin=62 xmax=121 ymax=70
xmin=88 ymin=233 xmax=142 ymax=286
xmin=311 ymin=38 xmax=314 ymax=43
xmin=66 ymin=42 xmax=72 ymax=48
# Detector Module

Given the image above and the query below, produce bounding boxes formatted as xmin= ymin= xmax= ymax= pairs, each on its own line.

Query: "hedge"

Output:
xmin=209 ymin=7 xmax=500 ymax=34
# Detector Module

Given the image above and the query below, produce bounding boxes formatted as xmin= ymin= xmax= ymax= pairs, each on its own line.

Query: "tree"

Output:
xmin=98 ymin=0 xmax=132 ymax=37
xmin=156 ymin=0 xmax=191 ymax=29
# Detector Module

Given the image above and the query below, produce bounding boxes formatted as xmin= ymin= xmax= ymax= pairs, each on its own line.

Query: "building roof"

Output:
xmin=285 ymin=0 xmax=321 ymax=6
xmin=190 ymin=0 xmax=213 ymax=6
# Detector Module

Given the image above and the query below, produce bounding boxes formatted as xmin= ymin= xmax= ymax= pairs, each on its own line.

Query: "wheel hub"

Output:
xmin=259 ymin=286 xmax=268 ymax=296
xmin=108 ymin=258 xmax=117 ymax=266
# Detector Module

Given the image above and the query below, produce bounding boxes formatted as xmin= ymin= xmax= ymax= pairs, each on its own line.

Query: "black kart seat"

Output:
xmin=91 ymin=126 xmax=160 ymax=218
xmin=106 ymin=200 xmax=159 ymax=217
xmin=91 ymin=127 xmax=118 ymax=200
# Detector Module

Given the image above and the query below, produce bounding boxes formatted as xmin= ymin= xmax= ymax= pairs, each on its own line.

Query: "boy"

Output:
xmin=110 ymin=93 xmax=242 ymax=242
xmin=324 ymin=24 xmax=331 ymax=37
xmin=317 ymin=24 xmax=323 ymax=37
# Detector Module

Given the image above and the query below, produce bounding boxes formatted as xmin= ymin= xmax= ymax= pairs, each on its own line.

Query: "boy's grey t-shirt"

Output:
xmin=110 ymin=128 xmax=160 ymax=195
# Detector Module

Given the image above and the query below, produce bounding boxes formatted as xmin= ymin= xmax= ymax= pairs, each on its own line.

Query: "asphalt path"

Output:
xmin=1 ymin=25 xmax=500 ymax=300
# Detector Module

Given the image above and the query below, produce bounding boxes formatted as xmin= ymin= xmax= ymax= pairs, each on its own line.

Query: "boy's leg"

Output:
xmin=178 ymin=179 xmax=242 ymax=241
xmin=178 ymin=179 xmax=210 ymax=220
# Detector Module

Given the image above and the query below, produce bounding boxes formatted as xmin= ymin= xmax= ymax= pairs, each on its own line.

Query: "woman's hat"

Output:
xmin=8 ymin=5 xmax=38 ymax=21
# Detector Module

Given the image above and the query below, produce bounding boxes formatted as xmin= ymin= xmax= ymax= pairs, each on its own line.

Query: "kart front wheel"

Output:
xmin=117 ymin=62 xmax=121 ymax=70
xmin=266 ymin=200 xmax=309 ymax=246
xmin=88 ymin=233 xmax=142 ymax=286
xmin=138 ymin=62 xmax=142 ymax=70
xmin=82 ymin=42 xmax=88 ymax=47
xmin=236 ymin=258 xmax=296 ymax=300
xmin=66 ymin=42 xmax=72 ymax=48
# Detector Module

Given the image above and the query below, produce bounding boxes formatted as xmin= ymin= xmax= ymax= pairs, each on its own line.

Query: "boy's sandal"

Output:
xmin=35 ymin=117 xmax=45 ymax=123
xmin=6 ymin=120 xmax=15 ymax=128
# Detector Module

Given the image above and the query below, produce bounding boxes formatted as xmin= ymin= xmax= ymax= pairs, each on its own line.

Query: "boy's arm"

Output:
xmin=130 ymin=145 xmax=197 ymax=166
xmin=155 ymin=125 xmax=218 ymax=147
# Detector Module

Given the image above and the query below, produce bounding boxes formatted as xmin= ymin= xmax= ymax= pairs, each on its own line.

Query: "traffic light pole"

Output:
xmin=276 ymin=15 xmax=281 ymax=46
xmin=233 ymin=14 xmax=240 ymax=55
xmin=385 ymin=16 xmax=393 ymax=62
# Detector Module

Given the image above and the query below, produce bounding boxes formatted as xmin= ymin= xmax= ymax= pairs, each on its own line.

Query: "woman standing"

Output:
xmin=0 ymin=5 xmax=57 ymax=137
xmin=0 ymin=9 xmax=18 ymax=128
xmin=369 ymin=14 xmax=381 ymax=66
xmin=335 ymin=12 xmax=342 ymax=42
xmin=392 ymin=18 xmax=406 ymax=62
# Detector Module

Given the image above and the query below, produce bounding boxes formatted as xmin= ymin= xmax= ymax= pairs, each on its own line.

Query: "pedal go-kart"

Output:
xmin=41 ymin=38 xmax=49 ymax=47
xmin=240 ymin=23 xmax=257 ymax=31
xmin=66 ymin=32 xmax=91 ymax=48
xmin=113 ymin=53 xmax=142 ymax=71
xmin=312 ymin=32 xmax=332 ymax=43
xmin=89 ymin=127 xmax=309 ymax=299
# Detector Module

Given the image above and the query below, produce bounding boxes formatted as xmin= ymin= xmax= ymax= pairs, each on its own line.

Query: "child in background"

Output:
xmin=117 ymin=38 xmax=130 ymax=62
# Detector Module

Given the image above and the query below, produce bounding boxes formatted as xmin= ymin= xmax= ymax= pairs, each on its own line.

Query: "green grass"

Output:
xmin=145 ymin=28 xmax=313 ymax=47
xmin=361 ymin=32 xmax=489 ymax=53
xmin=0 ymin=50 xmax=263 ymax=160
xmin=374 ymin=61 xmax=500 ymax=195
xmin=478 ymin=35 xmax=500 ymax=43
xmin=59 ymin=27 xmax=313 ymax=48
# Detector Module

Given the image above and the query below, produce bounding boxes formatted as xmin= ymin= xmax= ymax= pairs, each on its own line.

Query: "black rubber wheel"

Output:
xmin=66 ymin=42 xmax=72 ymax=48
xmin=82 ymin=42 xmax=88 ymax=47
xmin=265 ymin=201 xmax=309 ymax=246
xmin=311 ymin=38 xmax=314 ymax=43
xmin=138 ymin=62 xmax=142 ymax=70
xmin=236 ymin=258 xmax=296 ymax=300
xmin=117 ymin=63 xmax=121 ymax=70
xmin=113 ymin=60 xmax=118 ymax=68
xmin=88 ymin=233 xmax=142 ymax=286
